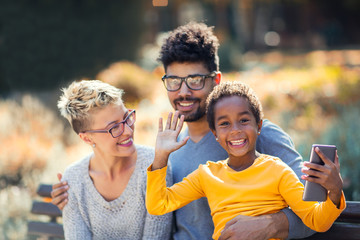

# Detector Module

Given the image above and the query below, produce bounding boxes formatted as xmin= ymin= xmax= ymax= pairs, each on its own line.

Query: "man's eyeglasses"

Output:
xmin=82 ymin=109 xmax=136 ymax=138
xmin=162 ymin=71 xmax=217 ymax=92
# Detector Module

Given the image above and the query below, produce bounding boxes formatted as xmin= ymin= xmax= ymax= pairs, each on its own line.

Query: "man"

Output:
xmin=52 ymin=22 xmax=316 ymax=239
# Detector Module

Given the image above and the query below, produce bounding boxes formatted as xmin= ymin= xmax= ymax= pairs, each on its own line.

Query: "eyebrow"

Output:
xmin=166 ymin=73 xmax=208 ymax=78
xmin=104 ymin=110 xmax=129 ymax=128
xmin=216 ymin=110 xmax=252 ymax=121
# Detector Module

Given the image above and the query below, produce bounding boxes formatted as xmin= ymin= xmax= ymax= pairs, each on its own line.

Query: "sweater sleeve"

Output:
xmin=278 ymin=164 xmax=346 ymax=232
xmin=142 ymin=165 xmax=173 ymax=240
xmin=62 ymin=175 xmax=91 ymax=240
xmin=146 ymin=165 xmax=205 ymax=215
xmin=257 ymin=120 xmax=315 ymax=239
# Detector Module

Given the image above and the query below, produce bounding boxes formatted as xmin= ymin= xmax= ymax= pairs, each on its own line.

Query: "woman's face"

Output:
xmin=85 ymin=103 xmax=136 ymax=158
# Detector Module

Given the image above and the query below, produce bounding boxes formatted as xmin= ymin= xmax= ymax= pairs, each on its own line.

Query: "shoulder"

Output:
xmin=62 ymin=154 xmax=91 ymax=182
xmin=258 ymin=154 xmax=294 ymax=172
xmin=259 ymin=119 xmax=290 ymax=140
xmin=135 ymin=145 xmax=155 ymax=167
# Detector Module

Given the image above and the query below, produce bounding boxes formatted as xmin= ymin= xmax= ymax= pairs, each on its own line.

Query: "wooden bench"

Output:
xmin=27 ymin=184 xmax=64 ymax=239
xmin=301 ymin=201 xmax=360 ymax=240
xmin=28 ymin=184 xmax=359 ymax=240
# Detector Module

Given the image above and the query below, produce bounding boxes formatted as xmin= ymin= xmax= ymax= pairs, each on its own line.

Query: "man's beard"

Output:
xmin=182 ymin=105 xmax=206 ymax=122
xmin=174 ymin=97 xmax=206 ymax=122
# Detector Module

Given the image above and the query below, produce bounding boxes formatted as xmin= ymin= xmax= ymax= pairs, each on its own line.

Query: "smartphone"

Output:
xmin=302 ymin=144 xmax=337 ymax=201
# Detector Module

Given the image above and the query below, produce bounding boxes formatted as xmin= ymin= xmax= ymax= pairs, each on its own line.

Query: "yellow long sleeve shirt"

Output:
xmin=146 ymin=154 xmax=346 ymax=240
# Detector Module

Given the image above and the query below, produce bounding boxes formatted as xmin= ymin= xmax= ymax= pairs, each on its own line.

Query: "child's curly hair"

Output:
xmin=206 ymin=81 xmax=263 ymax=130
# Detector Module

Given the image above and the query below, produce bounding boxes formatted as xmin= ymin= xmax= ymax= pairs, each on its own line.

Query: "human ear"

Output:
xmin=79 ymin=132 xmax=93 ymax=146
xmin=214 ymin=72 xmax=221 ymax=85
xmin=211 ymin=129 xmax=218 ymax=140
xmin=257 ymin=120 xmax=263 ymax=135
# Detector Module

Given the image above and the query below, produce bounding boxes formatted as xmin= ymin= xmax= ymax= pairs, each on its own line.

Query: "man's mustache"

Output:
xmin=174 ymin=97 xmax=201 ymax=103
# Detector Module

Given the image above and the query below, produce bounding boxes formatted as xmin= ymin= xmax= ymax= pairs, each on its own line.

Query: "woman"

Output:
xmin=56 ymin=80 xmax=172 ymax=239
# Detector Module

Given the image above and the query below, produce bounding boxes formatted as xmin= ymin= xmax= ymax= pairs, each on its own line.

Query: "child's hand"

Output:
xmin=152 ymin=111 xmax=189 ymax=170
xmin=301 ymin=148 xmax=343 ymax=207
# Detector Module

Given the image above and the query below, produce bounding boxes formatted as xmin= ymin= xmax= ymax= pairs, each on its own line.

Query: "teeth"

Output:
xmin=230 ymin=139 xmax=245 ymax=145
xmin=179 ymin=102 xmax=193 ymax=107
xmin=119 ymin=138 xmax=131 ymax=145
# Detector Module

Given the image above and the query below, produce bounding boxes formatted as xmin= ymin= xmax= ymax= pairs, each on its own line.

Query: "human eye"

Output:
xmin=166 ymin=77 xmax=181 ymax=90
xmin=218 ymin=121 xmax=230 ymax=127
xmin=240 ymin=118 xmax=250 ymax=124
xmin=187 ymin=76 xmax=203 ymax=87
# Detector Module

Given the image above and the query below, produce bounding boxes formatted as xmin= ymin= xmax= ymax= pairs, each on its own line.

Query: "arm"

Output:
xmin=219 ymin=211 xmax=289 ymax=240
xmin=51 ymin=173 xmax=69 ymax=211
xmin=142 ymin=167 xmax=173 ymax=240
xmin=280 ymin=157 xmax=345 ymax=232
xmin=257 ymin=120 xmax=315 ymax=239
xmin=62 ymin=177 xmax=91 ymax=239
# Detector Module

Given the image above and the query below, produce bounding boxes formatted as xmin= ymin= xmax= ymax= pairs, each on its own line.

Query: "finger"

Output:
xmin=52 ymin=180 xmax=68 ymax=191
xmin=175 ymin=136 xmax=190 ymax=149
xmin=158 ymin=117 xmax=163 ymax=133
xmin=51 ymin=192 xmax=68 ymax=205
xmin=165 ymin=112 xmax=173 ymax=129
xmin=303 ymin=162 xmax=326 ymax=172
xmin=56 ymin=199 xmax=68 ymax=211
xmin=176 ymin=114 xmax=185 ymax=133
xmin=171 ymin=111 xmax=180 ymax=130
xmin=51 ymin=184 xmax=69 ymax=198
xmin=315 ymin=147 xmax=333 ymax=165
xmin=57 ymin=172 xmax=63 ymax=181
xmin=334 ymin=150 xmax=340 ymax=168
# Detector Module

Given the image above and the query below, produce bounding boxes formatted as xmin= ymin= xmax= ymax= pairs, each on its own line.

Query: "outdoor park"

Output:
xmin=0 ymin=1 xmax=360 ymax=239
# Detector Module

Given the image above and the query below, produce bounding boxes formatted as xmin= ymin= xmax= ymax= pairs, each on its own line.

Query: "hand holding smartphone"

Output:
xmin=302 ymin=144 xmax=337 ymax=201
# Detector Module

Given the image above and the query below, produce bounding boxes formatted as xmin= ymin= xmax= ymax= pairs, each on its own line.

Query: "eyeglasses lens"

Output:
xmin=165 ymin=76 xmax=205 ymax=91
xmin=110 ymin=111 xmax=136 ymax=138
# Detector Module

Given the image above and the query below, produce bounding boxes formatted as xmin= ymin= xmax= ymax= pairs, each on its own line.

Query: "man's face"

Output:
xmin=165 ymin=62 xmax=217 ymax=122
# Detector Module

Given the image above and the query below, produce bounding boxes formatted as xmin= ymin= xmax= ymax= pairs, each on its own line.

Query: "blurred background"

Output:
xmin=1 ymin=0 xmax=360 ymax=239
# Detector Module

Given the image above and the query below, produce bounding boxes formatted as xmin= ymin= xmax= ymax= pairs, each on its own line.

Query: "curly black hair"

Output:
xmin=206 ymin=81 xmax=263 ymax=131
xmin=158 ymin=22 xmax=219 ymax=72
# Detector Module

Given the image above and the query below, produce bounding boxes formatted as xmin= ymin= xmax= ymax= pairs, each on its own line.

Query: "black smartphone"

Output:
xmin=302 ymin=144 xmax=337 ymax=202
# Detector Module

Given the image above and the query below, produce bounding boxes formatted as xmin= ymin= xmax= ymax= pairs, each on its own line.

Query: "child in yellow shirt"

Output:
xmin=146 ymin=81 xmax=345 ymax=240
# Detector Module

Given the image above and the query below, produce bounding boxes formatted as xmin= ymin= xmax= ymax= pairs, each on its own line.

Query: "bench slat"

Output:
xmin=302 ymin=223 xmax=360 ymax=240
xmin=31 ymin=201 xmax=62 ymax=218
xmin=27 ymin=221 xmax=64 ymax=239
xmin=37 ymin=184 xmax=53 ymax=198
xmin=337 ymin=201 xmax=360 ymax=223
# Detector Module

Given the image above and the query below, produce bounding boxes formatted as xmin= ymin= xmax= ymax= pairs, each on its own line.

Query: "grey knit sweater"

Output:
xmin=62 ymin=145 xmax=172 ymax=240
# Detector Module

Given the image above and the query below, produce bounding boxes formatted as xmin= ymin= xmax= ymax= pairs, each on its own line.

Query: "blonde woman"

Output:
xmin=57 ymin=80 xmax=172 ymax=239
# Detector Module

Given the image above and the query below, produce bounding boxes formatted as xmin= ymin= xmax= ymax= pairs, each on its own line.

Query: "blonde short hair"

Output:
xmin=58 ymin=80 xmax=124 ymax=134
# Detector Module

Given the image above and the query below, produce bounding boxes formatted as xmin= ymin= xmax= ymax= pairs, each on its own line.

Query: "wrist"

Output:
xmin=152 ymin=151 xmax=170 ymax=170
xmin=266 ymin=211 xmax=289 ymax=239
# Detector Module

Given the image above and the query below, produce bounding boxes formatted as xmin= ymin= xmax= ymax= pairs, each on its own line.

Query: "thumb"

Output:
xmin=57 ymin=172 xmax=63 ymax=181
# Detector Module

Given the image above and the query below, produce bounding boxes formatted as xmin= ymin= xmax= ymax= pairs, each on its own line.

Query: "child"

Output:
xmin=146 ymin=81 xmax=345 ymax=240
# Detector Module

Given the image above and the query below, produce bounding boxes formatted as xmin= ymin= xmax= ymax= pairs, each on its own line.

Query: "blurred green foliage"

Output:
xmin=0 ymin=0 xmax=146 ymax=93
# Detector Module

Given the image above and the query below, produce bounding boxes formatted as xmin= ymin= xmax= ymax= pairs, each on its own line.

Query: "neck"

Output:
xmin=228 ymin=151 xmax=260 ymax=172
xmin=186 ymin=115 xmax=211 ymax=143
xmin=90 ymin=152 xmax=137 ymax=180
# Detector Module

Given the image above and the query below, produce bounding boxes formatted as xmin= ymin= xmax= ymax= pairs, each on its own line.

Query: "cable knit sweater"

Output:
xmin=62 ymin=145 xmax=172 ymax=240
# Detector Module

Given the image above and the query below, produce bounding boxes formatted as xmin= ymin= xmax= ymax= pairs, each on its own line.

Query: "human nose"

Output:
xmin=178 ymin=79 xmax=191 ymax=97
xmin=230 ymin=122 xmax=242 ymax=133
xmin=122 ymin=121 xmax=134 ymax=135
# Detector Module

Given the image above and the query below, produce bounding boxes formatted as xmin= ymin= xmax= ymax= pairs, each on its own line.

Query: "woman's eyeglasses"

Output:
xmin=82 ymin=109 xmax=136 ymax=138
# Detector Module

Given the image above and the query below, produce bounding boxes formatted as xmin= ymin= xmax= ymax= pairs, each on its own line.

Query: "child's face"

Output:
xmin=211 ymin=95 xmax=261 ymax=159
